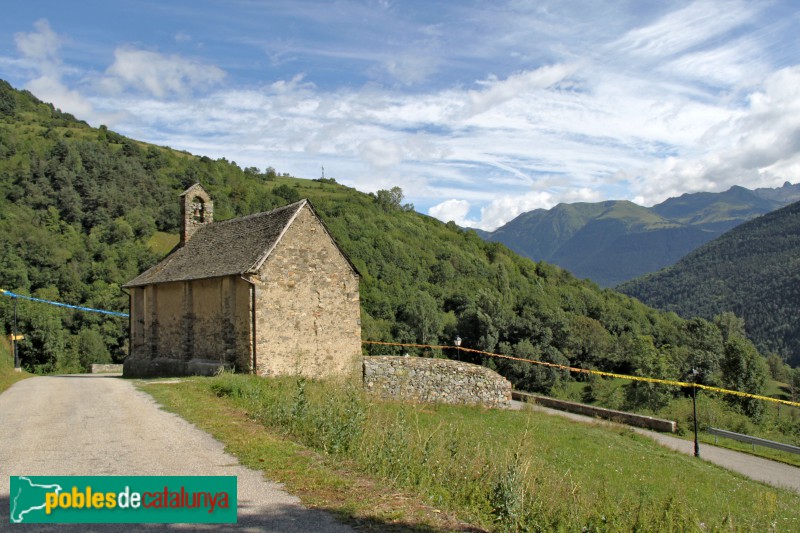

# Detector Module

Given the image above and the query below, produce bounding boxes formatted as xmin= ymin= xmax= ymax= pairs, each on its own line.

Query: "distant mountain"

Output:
xmin=480 ymin=184 xmax=800 ymax=287
xmin=651 ymin=184 xmax=797 ymax=230
xmin=618 ymin=200 xmax=800 ymax=367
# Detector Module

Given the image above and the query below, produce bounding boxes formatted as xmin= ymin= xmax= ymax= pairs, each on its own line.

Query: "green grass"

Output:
xmin=553 ymin=377 xmax=800 ymax=468
xmin=140 ymin=374 xmax=800 ymax=532
xmin=0 ymin=336 xmax=30 ymax=393
xmin=766 ymin=379 xmax=792 ymax=399
xmin=138 ymin=377 xmax=471 ymax=531
xmin=146 ymin=231 xmax=180 ymax=255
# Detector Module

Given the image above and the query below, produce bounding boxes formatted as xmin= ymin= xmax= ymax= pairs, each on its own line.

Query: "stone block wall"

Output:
xmin=363 ymin=356 xmax=512 ymax=408
xmin=512 ymin=391 xmax=677 ymax=432
xmin=252 ymin=204 xmax=361 ymax=378
xmin=91 ymin=364 xmax=123 ymax=374
xmin=180 ymin=183 xmax=213 ymax=246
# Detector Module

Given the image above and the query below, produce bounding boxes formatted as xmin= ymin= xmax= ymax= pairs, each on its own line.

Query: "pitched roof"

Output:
xmin=124 ymin=200 xmax=307 ymax=287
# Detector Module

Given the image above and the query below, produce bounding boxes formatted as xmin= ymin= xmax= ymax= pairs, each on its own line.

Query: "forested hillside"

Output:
xmin=0 ymin=79 xmax=774 ymax=419
xmin=482 ymin=185 xmax=800 ymax=287
xmin=619 ymin=201 xmax=800 ymax=367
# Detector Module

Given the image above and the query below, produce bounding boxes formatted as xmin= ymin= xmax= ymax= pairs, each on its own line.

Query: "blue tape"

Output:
xmin=0 ymin=289 xmax=129 ymax=318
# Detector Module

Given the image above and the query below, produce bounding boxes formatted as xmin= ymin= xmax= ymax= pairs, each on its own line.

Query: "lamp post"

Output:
xmin=13 ymin=295 xmax=19 ymax=369
xmin=691 ymin=368 xmax=700 ymax=458
xmin=454 ymin=336 xmax=462 ymax=361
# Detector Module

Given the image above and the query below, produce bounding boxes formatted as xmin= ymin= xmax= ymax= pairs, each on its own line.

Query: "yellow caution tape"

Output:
xmin=362 ymin=340 xmax=800 ymax=408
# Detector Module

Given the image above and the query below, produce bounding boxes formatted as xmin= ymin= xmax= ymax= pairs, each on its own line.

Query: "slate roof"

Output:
xmin=124 ymin=200 xmax=308 ymax=287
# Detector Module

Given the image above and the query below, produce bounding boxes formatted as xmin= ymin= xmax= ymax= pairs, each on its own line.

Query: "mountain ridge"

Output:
xmin=618 ymin=200 xmax=800 ymax=366
xmin=479 ymin=184 xmax=800 ymax=287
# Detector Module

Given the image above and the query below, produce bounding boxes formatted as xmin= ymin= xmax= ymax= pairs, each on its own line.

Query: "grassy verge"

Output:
xmin=0 ymin=336 xmax=29 ymax=393
xmin=555 ymin=377 xmax=800 ymax=468
xmin=140 ymin=374 xmax=800 ymax=532
xmin=139 ymin=377 xmax=474 ymax=531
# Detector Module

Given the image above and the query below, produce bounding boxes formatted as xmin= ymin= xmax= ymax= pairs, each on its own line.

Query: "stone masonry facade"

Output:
xmin=363 ymin=356 xmax=512 ymax=408
xmin=180 ymin=183 xmax=213 ymax=246
xmin=125 ymin=191 xmax=361 ymax=380
xmin=248 ymin=204 xmax=361 ymax=378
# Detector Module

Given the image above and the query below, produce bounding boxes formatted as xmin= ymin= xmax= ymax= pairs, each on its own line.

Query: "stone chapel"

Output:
xmin=123 ymin=184 xmax=361 ymax=378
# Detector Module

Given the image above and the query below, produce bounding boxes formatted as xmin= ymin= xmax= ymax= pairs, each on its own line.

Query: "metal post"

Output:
xmin=454 ymin=336 xmax=462 ymax=361
xmin=692 ymin=382 xmax=700 ymax=458
xmin=13 ymin=296 xmax=19 ymax=369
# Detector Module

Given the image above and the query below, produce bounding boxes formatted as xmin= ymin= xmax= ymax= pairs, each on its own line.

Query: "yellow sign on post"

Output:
xmin=10 ymin=334 xmax=24 ymax=341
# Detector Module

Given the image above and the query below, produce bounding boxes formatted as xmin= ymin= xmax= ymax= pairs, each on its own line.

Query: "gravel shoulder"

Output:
xmin=0 ymin=375 xmax=353 ymax=532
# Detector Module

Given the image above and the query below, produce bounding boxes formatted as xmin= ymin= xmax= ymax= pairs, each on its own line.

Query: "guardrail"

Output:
xmin=707 ymin=427 xmax=800 ymax=455
xmin=512 ymin=391 xmax=677 ymax=433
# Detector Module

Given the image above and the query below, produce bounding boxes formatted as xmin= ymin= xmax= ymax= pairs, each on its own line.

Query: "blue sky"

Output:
xmin=1 ymin=1 xmax=799 ymax=229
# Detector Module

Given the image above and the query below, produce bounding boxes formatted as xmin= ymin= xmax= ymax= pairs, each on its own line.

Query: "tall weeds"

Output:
xmin=208 ymin=373 xmax=794 ymax=532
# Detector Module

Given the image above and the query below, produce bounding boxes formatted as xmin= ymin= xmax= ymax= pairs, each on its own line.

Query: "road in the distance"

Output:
xmin=0 ymin=375 xmax=353 ymax=532
xmin=511 ymin=400 xmax=800 ymax=493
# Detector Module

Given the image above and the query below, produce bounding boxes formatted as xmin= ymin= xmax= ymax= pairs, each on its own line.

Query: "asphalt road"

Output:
xmin=0 ymin=375 xmax=353 ymax=532
xmin=511 ymin=399 xmax=800 ymax=494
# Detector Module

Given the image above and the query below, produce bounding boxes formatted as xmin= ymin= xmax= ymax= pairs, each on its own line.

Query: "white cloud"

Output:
xmin=94 ymin=51 xmax=799 ymax=226
xmin=613 ymin=1 xmax=754 ymax=60
xmin=476 ymin=191 xmax=555 ymax=230
xmin=633 ymin=66 xmax=800 ymax=205
xmin=5 ymin=3 xmax=799 ymax=235
xmin=428 ymin=199 xmax=476 ymax=227
xmin=101 ymin=48 xmax=226 ymax=98
xmin=358 ymin=139 xmax=403 ymax=168
xmin=26 ymin=76 xmax=94 ymax=118
xmin=92 ymin=41 xmax=799 ymax=226
xmin=382 ymin=54 xmax=439 ymax=85
xmin=12 ymin=19 xmax=100 ymax=121
xmin=14 ymin=19 xmax=61 ymax=65
xmin=660 ymin=37 xmax=766 ymax=87
xmin=463 ymin=64 xmax=576 ymax=118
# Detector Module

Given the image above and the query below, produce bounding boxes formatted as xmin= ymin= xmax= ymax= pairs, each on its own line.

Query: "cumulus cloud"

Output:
xmin=15 ymin=19 xmax=61 ymax=65
xmin=475 ymin=191 xmax=555 ymax=230
xmin=101 ymin=48 xmax=226 ymax=98
xmin=12 ymin=20 xmax=99 ymax=120
xmin=632 ymin=65 xmax=800 ymax=205
xmin=427 ymin=187 xmax=608 ymax=230
xmin=429 ymin=191 xmax=558 ymax=230
xmin=26 ymin=76 xmax=94 ymax=118
xmin=428 ymin=199 xmax=476 ymax=227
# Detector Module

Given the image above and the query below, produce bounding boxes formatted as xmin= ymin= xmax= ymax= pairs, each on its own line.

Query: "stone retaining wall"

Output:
xmin=513 ymin=391 xmax=676 ymax=432
xmin=363 ymin=356 xmax=512 ymax=408
xmin=91 ymin=364 xmax=123 ymax=374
